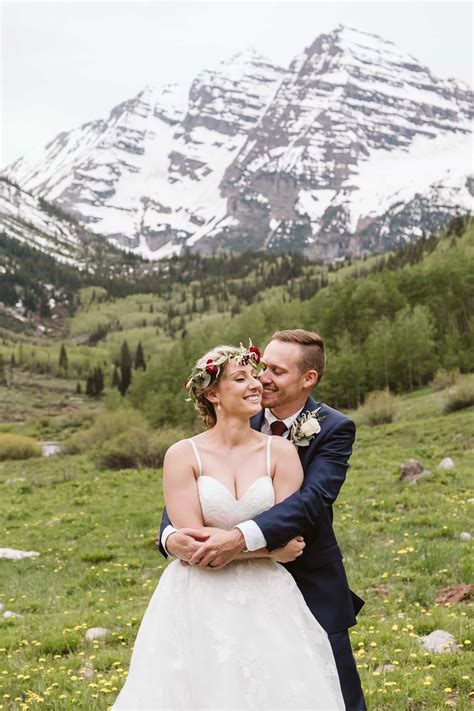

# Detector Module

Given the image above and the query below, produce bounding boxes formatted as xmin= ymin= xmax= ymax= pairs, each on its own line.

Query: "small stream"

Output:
xmin=41 ymin=441 xmax=61 ymax=457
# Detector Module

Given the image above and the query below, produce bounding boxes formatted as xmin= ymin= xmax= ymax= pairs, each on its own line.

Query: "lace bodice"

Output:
xmin=189 ymin=437 xmax=275 ymax=529
xmin=198 ymin=476 xmax=275 ymax=529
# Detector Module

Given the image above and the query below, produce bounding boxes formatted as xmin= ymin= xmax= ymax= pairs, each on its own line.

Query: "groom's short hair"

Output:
xmin=271 ymin=329 xmax=326 ymax=383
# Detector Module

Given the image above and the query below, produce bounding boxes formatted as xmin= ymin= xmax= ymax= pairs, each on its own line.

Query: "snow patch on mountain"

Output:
xmin=347 ymin=131 xmax=473 ymax=231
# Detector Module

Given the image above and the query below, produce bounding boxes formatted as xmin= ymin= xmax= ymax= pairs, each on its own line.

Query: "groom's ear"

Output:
xmin=303 ymin=369 xmax=318 ymax=389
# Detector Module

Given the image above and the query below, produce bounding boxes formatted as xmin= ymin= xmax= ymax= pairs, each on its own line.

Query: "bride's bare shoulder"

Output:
xmin=164 ymin=438 xmax=193 ymax=463
xmin=270 ymin=435 xmax=298 ymax=456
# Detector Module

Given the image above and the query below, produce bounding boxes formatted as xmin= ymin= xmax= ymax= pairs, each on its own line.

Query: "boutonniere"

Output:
xmin=291 ymin=408 xmax=325 ymax=447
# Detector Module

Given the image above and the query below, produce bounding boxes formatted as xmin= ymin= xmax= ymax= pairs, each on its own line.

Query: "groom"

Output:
xmin=158 ymin=329 xmax=366 ymax=711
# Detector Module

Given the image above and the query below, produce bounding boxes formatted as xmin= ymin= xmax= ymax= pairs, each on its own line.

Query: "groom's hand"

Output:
xmin=189 ymin=529 xmax=245 ymax=569
xmin=164 ymin=528 xmax=211 ymax=562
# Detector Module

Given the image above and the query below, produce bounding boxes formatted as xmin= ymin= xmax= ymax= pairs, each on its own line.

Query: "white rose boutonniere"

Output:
xmin=291 ymin=408 xmax=324 ymax=447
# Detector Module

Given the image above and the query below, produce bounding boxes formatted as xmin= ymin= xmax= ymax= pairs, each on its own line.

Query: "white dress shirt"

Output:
xmin=161 ymin=406 xmax=305 ymax=555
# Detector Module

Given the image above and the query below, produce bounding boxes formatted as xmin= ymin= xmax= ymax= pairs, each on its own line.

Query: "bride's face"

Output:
xmin=212 ymin=360 xmax=262 ymax=417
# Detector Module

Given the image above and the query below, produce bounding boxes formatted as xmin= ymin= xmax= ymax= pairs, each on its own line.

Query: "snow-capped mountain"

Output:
xmin=0 ymin=178 xmax=136 ymax=271
xmin=4 ymin=26 xmax=473 ymax=261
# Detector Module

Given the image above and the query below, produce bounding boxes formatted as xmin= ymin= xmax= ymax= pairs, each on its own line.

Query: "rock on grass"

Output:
xmin=438 ymin=457 xmax=455 ymax=470
xmin=0 ymin=548 xmax=40 ymax=560
xmin=399 ymin=459 xmax=430 ymax=484
xmin=419 ymin=630 xmax=458 ymax=653
xmin=85 ymin=627 xmax=110 ymax=641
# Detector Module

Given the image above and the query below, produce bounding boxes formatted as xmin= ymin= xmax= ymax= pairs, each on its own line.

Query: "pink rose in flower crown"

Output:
xmin=205 ymin=359 xmax=219 ymax=376
xmin=249 ymin=345 xmax=261 ymax=363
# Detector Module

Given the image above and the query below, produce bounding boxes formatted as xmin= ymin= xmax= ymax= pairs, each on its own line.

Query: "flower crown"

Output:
xmin=184 ymin=341 xmax=262 ymax=403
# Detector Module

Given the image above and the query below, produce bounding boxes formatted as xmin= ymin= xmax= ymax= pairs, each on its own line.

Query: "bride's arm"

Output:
xmin=235 ymin=536 xmax=305 ymax=563
xmin=163 ymin=440 xmax=204 ymax=529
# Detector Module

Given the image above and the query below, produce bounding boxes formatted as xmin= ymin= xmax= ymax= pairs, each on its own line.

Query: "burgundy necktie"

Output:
xmin=270 ymin=420 xmax=288 ymax=437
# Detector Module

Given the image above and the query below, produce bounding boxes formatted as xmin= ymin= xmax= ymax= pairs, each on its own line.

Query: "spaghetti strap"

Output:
xmin=188 ymin=439 xmax=203 ymax=477
xmin=266 ymin=436 xmax=272 ymax=478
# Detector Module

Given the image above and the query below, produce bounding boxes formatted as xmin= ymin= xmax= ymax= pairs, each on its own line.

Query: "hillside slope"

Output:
xmin=0 ymin=389 xmax=472 ymax=709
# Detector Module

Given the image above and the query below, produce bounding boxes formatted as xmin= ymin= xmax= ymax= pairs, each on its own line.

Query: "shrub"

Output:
xmin=358 ymin=390 xmax=400 ymax=426
xmin=95 ymin=426 xmax=155 ymax=469
xmin=63 ymin=408 xmax=148 ymax=454
xmin=431 ymin=368 xmax=460 ymax=391
xmin=148 ymin=426 xmax=189 ymax=466
xmin=63 ymin=407 xmax=189 ymax=469
xmin=94 ymin=425 xmax=189 ymax=470
xmin=61 ymin=429 xmax=94 ymax=455
xmin=443 ymin=375 xmax=474 ymax=414
xmin=0 ymin=434 xmax=42 ymax=461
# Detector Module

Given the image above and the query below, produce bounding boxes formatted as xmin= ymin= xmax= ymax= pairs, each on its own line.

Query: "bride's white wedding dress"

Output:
xmin=112 ymin=437 xmax=345 ymax=710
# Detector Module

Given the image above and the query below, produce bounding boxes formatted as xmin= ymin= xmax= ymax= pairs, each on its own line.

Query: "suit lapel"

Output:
xmin=290 ymin=395 xmax=319 ymax=466
xmin=287 ymin=395 xmax=318 ymax=439
xmin=250 ymin=410 xmax=265 ymax=432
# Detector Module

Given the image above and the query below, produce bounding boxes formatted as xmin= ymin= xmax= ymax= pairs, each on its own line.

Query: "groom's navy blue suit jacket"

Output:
xmin=159 ymin=395 xmax=364 ymax=634
xmin=250 ymin=396 xmax=364 ymax=634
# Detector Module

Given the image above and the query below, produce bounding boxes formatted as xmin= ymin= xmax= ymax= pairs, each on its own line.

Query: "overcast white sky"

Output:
xmin=1 ymin=0 xmax=472 ymax=168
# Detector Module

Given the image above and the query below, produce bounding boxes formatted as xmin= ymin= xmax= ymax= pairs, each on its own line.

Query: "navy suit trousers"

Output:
xmin=328 ymin=629 xmax=367 ymax=711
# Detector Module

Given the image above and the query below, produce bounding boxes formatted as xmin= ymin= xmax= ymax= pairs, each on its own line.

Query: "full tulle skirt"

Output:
xmin=112 ymin=558 xmax=345 ymax=710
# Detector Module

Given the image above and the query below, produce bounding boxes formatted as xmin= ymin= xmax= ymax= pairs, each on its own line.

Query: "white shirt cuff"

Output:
xmin=162 ymin=525 xmax=178 ymax=557
xmin=235 ymin=520 xmax=267 ymax=552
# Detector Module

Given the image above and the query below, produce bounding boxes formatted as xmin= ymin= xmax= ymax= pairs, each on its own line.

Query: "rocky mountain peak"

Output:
xmin=2 ymin=26 xmax=472 ymax=263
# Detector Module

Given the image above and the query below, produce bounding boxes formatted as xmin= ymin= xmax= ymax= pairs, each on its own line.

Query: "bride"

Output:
xmin=112 ymin=343 xmax=345 ymax=710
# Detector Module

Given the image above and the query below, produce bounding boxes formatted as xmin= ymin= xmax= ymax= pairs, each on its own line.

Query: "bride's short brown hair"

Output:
xmin=271 ymin=329 xmax=326 ymax=383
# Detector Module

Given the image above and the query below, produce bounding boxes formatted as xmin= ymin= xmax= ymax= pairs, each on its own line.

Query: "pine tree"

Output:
xmin=85 ymin=367 xmax=104 ymax=397
xmin=94 ymin=367 xmax=104 ymax=396
xmin=119 ymin=340 xmax=132 ymax=395
xmin=134 ymin=342 xmax=146 ymax=371
xmin=85 ymin=374 xmax=94 ymax=396
xmin=39 ymin=292 xmax=51 ymax=318
xmin=120 ymin=340 xmax=132 ymax=368
xmin=112 ymin=365 xmax=120 ymax=388
xmin=0 ymin=355 xmax=6 ymax=386
xmin=58 ymin=344 xmax=68 ymax=374
xmin=76 ymin=382 xmax=82 ymax=394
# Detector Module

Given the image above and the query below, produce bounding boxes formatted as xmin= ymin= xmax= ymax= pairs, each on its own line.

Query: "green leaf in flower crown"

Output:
xmin=202 ymin=374 xmax=211 ymax=388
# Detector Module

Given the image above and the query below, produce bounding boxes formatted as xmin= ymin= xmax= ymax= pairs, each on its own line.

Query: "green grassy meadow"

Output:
xmin=0 ymin=387 xmax=472 ymax=710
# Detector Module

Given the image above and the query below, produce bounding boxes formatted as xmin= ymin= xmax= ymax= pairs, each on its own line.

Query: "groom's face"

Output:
xmin=259 ymin=340 xmax=307 ymax=410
